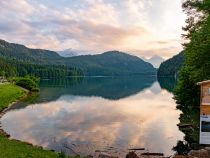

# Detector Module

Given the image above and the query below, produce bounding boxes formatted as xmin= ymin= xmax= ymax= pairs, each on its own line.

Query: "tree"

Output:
xmin=175 ymin=0 xmax=210 ymax=108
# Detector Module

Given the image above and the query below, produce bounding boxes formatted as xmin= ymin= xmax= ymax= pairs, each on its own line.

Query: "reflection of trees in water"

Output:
xmin=172 ymin=82 xmax=205 ymax=155
xmin=173 ymin=106 xmax=201 ymax=155
xmin=11 ymin=76 xmax=157 ymax=111
xmin=38 ymin=76 xmax=156 ymax=101
xmin=39 ymin=77 xmax=84 ymax=88
xmin=157 ymin=76 xmax=176 ymax=93
xmin=158 ymin=76 xmax=204 ymax=155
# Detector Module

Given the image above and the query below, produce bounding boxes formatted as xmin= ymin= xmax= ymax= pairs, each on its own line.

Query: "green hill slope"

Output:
xmin=157 ymin=51 xmax=184 ymax=77
xmin=0 ymin=40 xmax=156 ymax=76
xmin=63 ymin=51 xmax=156 ymax=75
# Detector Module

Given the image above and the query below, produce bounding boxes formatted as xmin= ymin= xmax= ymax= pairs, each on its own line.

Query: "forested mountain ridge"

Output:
xmin=64 ymin=51 xmax=156 ymax=75
xmin=0 ymin=40 xmax=156 ymax=76
xmin=0 ymin=39 xmax=83 ymax=78
xmin=157 ymin=51 xmax=184 ymax=77
xmin=0 ymin=39 xmax=62 ymax=64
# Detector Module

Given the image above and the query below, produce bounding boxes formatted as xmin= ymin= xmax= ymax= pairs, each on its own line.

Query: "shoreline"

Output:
xmin=0 ymin=86 xmax=29 ymax=136
xmin=0 ymin=84 xmax=66 ymax=158
xmin=0 ymin=83 xmax=64 ymax=157
xmin=0 ymin=87 xmax=46 ymax=144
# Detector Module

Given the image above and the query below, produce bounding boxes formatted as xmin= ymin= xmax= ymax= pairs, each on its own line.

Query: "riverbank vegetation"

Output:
xmin=0 ymin=135 xmax=69 ymax=158
xmin=12 ymin=76 xmax=40 ymax=91
xmin=172 ymin=0 xmax=210 ymax=155
xmin=175 ymin=0 xmax=210 ymax=108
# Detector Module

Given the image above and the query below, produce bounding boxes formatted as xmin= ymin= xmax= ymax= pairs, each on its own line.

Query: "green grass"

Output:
xmin=0 ymin=135 xmax=68 ymax=158
xmin=0 ymin=83 xmax=26 ymax=111
xmin=0 ymin=83 xmax=70 ymax=158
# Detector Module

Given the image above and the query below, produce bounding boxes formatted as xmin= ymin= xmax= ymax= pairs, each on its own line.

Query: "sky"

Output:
xmin=0 ymin=0 xmax=186 ymax=58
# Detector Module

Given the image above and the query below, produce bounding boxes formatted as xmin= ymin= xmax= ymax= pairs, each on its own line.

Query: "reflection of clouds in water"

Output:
xmin=1 ymin=90 xmax=183 ymax=157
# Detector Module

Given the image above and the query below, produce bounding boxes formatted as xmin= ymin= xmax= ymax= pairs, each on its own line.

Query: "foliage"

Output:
xmin=174 ymin=67 xmax=200 ymax=108
xmin=13 ymin=76 xmax=39 ymax=91
xmin=11 ymin=60 xmax=83 ymax=78
xmin=157 ymin=51 xmax=184 ymax=77
xmin=173 ymin=0 xmax=210 ymax=155
xmin=182 ymin=0 xmax=210 ymax=40
xmin=173 ymin=141 xmax=191 ymax=155
xmin=0 ymin=84 xmax=26 ymax=111
xmin=175 ymin=0 xmax=210 ymax=108
xmin=0 ymin=57 xmax=83 ymax=79
xmin=0 ymin=58 xmax=16 ymax=77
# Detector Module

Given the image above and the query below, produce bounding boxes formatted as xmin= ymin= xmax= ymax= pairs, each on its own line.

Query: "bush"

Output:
xmin=31 ymin=88 xmax=39 ymax=92
xmin=13 ymin=76 xmax=39 ymax=91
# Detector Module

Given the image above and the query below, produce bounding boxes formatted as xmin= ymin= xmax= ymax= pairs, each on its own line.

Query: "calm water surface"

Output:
xmin=1 ymin=76 xmax=184 ymax=157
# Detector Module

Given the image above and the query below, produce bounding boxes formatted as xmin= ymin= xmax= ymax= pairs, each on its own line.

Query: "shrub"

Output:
xmin=13 ymin=76 xmax=39 ymax=91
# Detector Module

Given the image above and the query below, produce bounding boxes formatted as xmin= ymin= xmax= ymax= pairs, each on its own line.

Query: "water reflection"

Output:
xmin=1 ymin=76 xmax=183 ymax=157
xmin=38 ymin=76 xmax=156 ymax=101
xmin=157 ymin=77 xmax=176 ymax=93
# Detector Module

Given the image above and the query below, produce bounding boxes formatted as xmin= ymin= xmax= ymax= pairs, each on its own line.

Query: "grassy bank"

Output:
xmin=0 ymin=84 xmax=27 ymax=111
xmin=0 ymin=135 xmax=67 ymax=158
xmin=0 ymin=83 xmax=68 ymax=158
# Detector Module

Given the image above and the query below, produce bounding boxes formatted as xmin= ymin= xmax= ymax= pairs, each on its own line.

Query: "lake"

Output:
xmin=0 ymin=76 xmax=184 ymax=157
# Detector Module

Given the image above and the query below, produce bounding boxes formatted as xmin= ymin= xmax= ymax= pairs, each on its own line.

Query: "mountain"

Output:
xmin=64 ymin=51 xmax=156 ymax=75
xmin=157 ymin=51 xmax=184 ymax=77
xmin=0 ymin=39 xmax=156 ymax=76
xmin=57 ymin=48 xmax=91 ymax=57
xmin=57 ymin=48 xmax=78 ymax=57
xmin=142 ymin=55 xmax=165 ymax=68
xmin=147 ymin=55 xmax=165 ymax=68
xmin=0 ymin=39 xmax=62 ymax=65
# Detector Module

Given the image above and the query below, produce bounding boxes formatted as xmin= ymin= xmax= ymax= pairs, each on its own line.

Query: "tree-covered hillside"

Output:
xmin=0 ymin=58 xmax=17 ymax=77
xmin=157 ymin=51 xmax=184 ymax=77
xmin=0 ymin=39 xmax=62 ymax=64
xmin=0 ymin=40 xmax=82 ymax=78
xmin=0 ymin=57 xmax=83 ymax=78
xmin=0 ymin=40 xmax=156 ymax=76
xmin=63 ymin=51 xmax=156 ymax=75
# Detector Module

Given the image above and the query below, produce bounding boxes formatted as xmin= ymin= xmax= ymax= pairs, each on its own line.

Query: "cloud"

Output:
xmin=0 ymin=0 xmax=185 ymax=58
xmin=52 ymin=20 xmax=150 ymax=51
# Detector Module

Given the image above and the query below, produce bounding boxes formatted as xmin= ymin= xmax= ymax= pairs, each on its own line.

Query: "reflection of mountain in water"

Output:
xmin=157 ymin=77 xmax=176 ymax=93
xmin=38 ymin=76 xmax=156 ymax=102
xmin=149 ymin=82 xmax=162 ymax=94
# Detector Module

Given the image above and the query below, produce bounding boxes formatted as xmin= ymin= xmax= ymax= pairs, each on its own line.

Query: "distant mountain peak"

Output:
xmin=142 ymin=55 xmax=165 ymax=68
xmin=102 ymin=50 xmax=128 ymax=56
xmin=150 ymin=55 xmax=163 ymax=59
xmin=102 ymin=51 xmax=144 ymax=60
xmin=57 ymin=48 xmax=91 ymax=57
